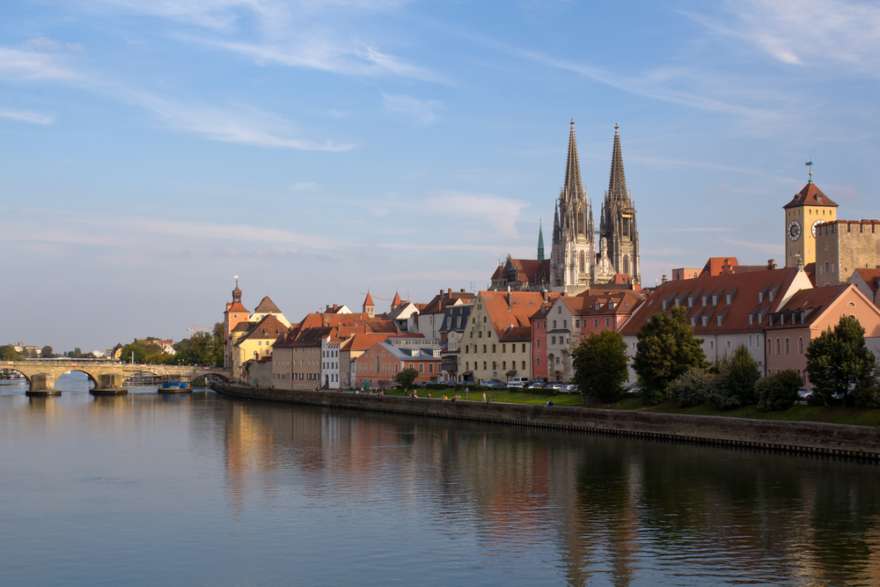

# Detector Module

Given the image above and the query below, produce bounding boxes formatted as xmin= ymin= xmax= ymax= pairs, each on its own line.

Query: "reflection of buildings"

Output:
xmin=218 ymin=400 xmax=880 ymax=586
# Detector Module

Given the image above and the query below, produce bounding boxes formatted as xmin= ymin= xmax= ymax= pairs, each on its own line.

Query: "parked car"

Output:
xmin=506 ymin=376 xmax=529 ymax=389
xmin=526 ymin=381 xmax=547 ymax=390
xmin=481 ymin=379 xmax=506 ymax=389
xmin=562 ymin=384 xmax=580 ymax=394
xmin=545 ymin=382 xmax=564 ymax=392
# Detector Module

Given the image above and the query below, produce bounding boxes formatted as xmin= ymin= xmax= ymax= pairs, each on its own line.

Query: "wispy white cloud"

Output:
xmin=382 ymin=93 xmax=442 ymax=125
xmin=120 ymin=89 xmax=355 ymax=152
xmin=0 ymin=46 xmax=78 ymax=81
xmin=423 ymin=191 xmax=529 ymax=238
xmin=88 ymin=0 xmax=441 ymax=82
xmin=0 ymin=108 xmax=55 ymax=126
xmin=687 ymin=0 xmax=880 ymax=75
xmin=0 ymin=40 xmax=353 ymax=152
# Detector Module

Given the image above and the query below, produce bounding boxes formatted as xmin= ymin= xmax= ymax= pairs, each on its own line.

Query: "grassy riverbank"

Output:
xmin=381 ymin=388 xmax=880 ymax=427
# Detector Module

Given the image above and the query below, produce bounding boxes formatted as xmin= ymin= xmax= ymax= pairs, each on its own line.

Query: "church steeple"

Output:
xmin=563 ymin=118 xmax=583 ymax=202
xmin=537 ymin=220 xmax=545 ymax=262
xmin=607 ymin=123 xmax=629 ymax=202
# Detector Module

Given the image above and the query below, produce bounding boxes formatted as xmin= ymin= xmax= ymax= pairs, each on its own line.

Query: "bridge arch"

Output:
xmin=56 ymin=369 xmax=99 ymax=390
xmin=0 ymin=368 xmax=32 ymax=389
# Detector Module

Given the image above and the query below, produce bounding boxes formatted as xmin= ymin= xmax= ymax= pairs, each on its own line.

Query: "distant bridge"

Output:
xmin=0 ymin=360 xmax=229 ymax=394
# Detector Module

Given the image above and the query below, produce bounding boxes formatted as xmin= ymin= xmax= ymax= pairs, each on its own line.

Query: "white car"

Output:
xmin=546 ymin=382 xmax=564 ymax=392
xmin=506 ymin=376 xmax=529 ymax=389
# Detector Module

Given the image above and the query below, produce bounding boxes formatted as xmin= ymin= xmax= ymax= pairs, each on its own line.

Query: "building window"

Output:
xmin=522 ymin=344 xmax=526 ymax=352
xmin=785 ymin=338 xmax=790 ymax=355
xmin=522 ymin=361 xmax=526 ymax=370
xmin=776 ymin=338 xmax=781 ymax=355
xmin=502 ymin=344 xmax=506 ymax=353
xmin=492 ymin=344 xmax=496 ymax=353
xmin=799 ymin=337 xmax=804 ymax=354
xmin=502 ymin=361 xmax=506 ymax=370
xmin=483 ymin=345 xmax=487 ymax=353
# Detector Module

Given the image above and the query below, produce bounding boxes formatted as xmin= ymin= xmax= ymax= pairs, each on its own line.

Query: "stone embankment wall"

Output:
xmin=215 ymin=384 xmax=880 ymax=461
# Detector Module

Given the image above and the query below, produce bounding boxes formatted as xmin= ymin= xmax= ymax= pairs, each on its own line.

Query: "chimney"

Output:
xmin=447 ymin=288 xmax=452 ymax=295
xmin=661 ymin=274 xmax=668 ymax=284
xmin=506 ymin=285 xmax=512 ymax=307
xmin=767 ymin=259 xmax=777 ymax=270
xmin=795 ymin=254 xmax=804 ymax=271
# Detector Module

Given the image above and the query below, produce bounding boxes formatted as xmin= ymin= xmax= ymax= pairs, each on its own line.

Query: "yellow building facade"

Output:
xmin=784 ymin=181 xmax=838 ymax=268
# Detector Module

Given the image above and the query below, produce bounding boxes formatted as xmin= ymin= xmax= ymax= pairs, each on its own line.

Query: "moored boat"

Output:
xmin=158 ymin=380 xmax=192 ymax=394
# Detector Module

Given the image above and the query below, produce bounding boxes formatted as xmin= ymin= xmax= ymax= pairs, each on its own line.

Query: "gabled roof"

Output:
xmin=421 ymin=290 xmax=476 ymax=315
xmin=480 ymin=290 xmax=550 ymax=342
xmin=235 ymin=314 xmax=288 ymax=345
xmin=620 ymin=267 xmax=804 ymax=336
xmin=254 ymin=296 xmax=282 ymax=313
xmin=232 ymin=321 xmax=256 ymax=334
xmin=556 ymin=289 xmax=644 ymax=317
xmin=363 ymin=291 xmax=375 ymax=307
xmin=783 ymin=182 xmax=838 ymax=209
xmin=492 ymin=258 xmax=551 ymax=286
xmin=340 ymin=332 xmax=394 ymax=353
xmin=767 ymin=284 xmax=851 ymax=329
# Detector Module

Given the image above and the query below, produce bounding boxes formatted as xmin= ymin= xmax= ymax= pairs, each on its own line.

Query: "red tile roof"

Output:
xmin=480 ymin=290 xmax=549 ymax=342
xmin=558 ymin=289 xmax=644 ymax=317
xmin=783 ymin=182 xmax=838 ymax=209
xmin=492 ymin=258 xmax=551 ymax=286
xmin=363 ymin=291 xmax=374 ymax=307
xmin=226 ymin=301 xmax=249 ymax=313
xmin=340 ymin=332 xmax=394 ymax=352
xmin=766 ymin=284 xmax=851 ymax=329
xmin=620 ymin=267 xmax=803 ymax=336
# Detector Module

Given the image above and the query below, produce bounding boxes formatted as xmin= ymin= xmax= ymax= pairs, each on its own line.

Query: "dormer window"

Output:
xmin=725 ymin=293 xmax=733 ymax=304
xmin=701 ymin=316 xmax=709 ymax=327
xmin=748 ymin=314 xmax=753 ymax=325
xmin=702 ymin=295 xmax=708 ymax=306
xmin=711 ymin=294 xmax=718 ymax=306
xmin=768 ymin=290 xmax=776 ymax=302
xmin=690 ymin=317 xmax=697 ymax=327
xmin=687 ymin=296 xmax=693 ymax=308
xmin=758 ymin=291 xmax=764 ymax=303
xmin=716 ymin=315 xmax=723 ymax=326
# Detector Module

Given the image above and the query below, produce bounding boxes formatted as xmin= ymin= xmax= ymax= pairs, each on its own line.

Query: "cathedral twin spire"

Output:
xmin=549 ymin=120 xmax=640 ymax=289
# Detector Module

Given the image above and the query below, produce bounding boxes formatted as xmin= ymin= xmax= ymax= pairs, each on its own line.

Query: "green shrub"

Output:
xmin=666 ymin=368 xmax=717 ymax=407
xmin=756 ymin=370 xmax=802 ymax=411
xmin=708 ymin=346 xmax=761 ymax=410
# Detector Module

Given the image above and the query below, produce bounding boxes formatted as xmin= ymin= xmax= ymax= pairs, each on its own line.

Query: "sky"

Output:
xmin=1 ymin=0 xmax=879 ymax=351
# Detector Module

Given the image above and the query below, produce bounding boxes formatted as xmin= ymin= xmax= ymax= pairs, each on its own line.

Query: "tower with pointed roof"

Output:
xmin=598 ymin=124 xmax=640 ymax=284
xmin=537 ymin=221 xmax=545 ymax=262
xmin=363 ymin=291 xmax=375 ymax=318
xmin=223 ymin=275 xmax=251 ymax=369
xmin=783 ymin=169 xmax=838 ymax=269
xmin=550 ymin=120 xmax=594 ymax=292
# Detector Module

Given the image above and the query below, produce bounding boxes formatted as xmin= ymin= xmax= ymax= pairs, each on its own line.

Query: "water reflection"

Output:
xmin=2 ymin=389 xmax=879 ymax=586
xmin=220 ymin=400 xmax=880 ymax=586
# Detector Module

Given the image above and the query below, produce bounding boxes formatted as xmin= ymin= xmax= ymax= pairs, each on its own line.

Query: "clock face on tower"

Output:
xmin=788 ymin=220 xmax=801 ymax=241
xmin=811 ymin=220 xmax=821 ymax=237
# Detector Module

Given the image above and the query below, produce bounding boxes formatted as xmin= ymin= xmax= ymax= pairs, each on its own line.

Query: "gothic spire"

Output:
xmin=563 ymin=118 xmax=583 ymax=202
xmin=537 ymin=220 xmax=545 ymax=262
xmin=552 ymin=205 xmax=560 ymax=245
xmin=607 ymin=123 xmax=629 ymax=202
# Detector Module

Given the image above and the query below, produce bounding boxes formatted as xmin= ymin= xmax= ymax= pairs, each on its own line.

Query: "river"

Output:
xmin=1 ymin=375 xmax=879 ymax=586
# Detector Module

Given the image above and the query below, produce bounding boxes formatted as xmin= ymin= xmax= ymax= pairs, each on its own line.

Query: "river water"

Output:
xmin=1 ymin=376 xmax=879 ymax=586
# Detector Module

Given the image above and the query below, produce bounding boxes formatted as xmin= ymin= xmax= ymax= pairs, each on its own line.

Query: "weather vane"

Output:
xmin=805 ymin=160 xmax=814 ymax=183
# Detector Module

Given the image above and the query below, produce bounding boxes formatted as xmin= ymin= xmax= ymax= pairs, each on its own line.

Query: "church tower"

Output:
xmin=550 ymin=120 xmax=594 ymax=293
xmin=537 ymin=221 xmax=545 ymax=262
xmin=598 ymin=124 xmax=640 ymax=284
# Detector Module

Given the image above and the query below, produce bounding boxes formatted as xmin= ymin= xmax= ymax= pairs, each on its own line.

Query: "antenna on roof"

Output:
xmin=233 ymin=275 xmax=239 ymax=288
xmin=805 ymin=160 xmax=814 ymax=184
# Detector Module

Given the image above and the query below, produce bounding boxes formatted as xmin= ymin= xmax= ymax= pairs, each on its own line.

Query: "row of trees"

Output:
xmin=119 ymin=324 xmax=226 ymax=367
xmin=0 ymin=345 xmax=88 ymax=360
xmin=573 ymin=307 xmax=878 ymax=410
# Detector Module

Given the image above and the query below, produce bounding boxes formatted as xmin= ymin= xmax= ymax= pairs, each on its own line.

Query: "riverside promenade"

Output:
xmin=215 ymin=383 xmax=880 ymax=461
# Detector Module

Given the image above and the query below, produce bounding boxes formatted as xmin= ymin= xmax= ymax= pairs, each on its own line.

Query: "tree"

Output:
xmin=120 ymin=339 xmax=171 ymax=364
xmin=806 ymin=316 xmax=876 ymax=407
xmin=210 ymin=323 xmax=225 ymax=367
xmin=709 ymin=346 xmax=761 ymax=410
xmin=40 ymin=345 xmax=54 ymax=359
xmin=173 ymin=332 xmax=216 ymax=366
xmin=572 ymin=331 xmax=629 ymax=403
xmin=756 ymin=370 xmax=802 ymax=411
xmin=666 ymin=368 xmax=717 ymax=408
xmin=633 ymin=307 xmax=707 ymax=404
xmin=0 ymin=345 xmax=21 ymax=360
xmin=395 ymin=368 xmax=419 ymax=391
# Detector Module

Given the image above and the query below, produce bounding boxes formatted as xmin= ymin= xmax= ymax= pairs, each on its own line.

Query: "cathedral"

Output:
xmin=491 ymin=120 xmax=641 ymax=292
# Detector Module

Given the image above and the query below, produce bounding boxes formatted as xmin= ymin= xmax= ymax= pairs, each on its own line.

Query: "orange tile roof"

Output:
xmin=226 ymin=301 xmax=249 ymax=313
xmin=253 ymin=296 xmax=282 ymax=313
xmin=363 ymin=291 xmax=374 ymax=307
xmin=480 ymin=290 xmax=548 ymax=342
xmin=558 ymin=289 xmax=644 ymax=317
xmin=783 ymin=181 xmax=838 ymax=209
xmin=620 ymin=267 xmax=803 ymax=336
xmin=340 ymin=332 xmax=394 ymax=352
xmin=492 ymin=258 xmax=551 ymax=286
xmin=421 ymin=290 xmax=476 ymax=315
xmin=766 ymin=284 xmax=851 ymax=329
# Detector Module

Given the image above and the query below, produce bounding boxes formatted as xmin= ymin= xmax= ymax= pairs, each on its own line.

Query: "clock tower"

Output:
xmin=783 ymin=176 xmax=838 ymax=268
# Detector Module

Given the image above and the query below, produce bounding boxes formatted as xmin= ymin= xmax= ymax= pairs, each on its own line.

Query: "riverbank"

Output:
xmin=214 ymin=383 xmax=880 ymax=461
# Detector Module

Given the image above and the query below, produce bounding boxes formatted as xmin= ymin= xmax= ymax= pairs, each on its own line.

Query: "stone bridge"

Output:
xmin=0 ymin=360 xmax=229 ymax=395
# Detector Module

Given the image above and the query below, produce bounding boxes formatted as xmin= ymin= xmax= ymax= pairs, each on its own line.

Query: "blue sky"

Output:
xmin=1 ymin=0 xmax=879 ymax=350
